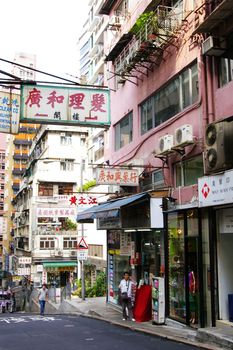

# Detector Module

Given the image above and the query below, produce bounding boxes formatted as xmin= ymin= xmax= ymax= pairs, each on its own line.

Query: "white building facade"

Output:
xmin=13 ymin=125 xmax=107 ymax=288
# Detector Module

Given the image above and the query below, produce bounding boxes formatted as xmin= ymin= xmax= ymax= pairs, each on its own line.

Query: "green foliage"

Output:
xmin=86 ymin=271 xmax=107 ymax=297
xmin=130 ymin=11 xmax=155 ymax=34
xmin=72 ymin=272 xmax=107 ymax=298
xmin=77 ymin=179 xmax=97 ymax=192
xmin=63 ymin=218 xmax=77 ymax=231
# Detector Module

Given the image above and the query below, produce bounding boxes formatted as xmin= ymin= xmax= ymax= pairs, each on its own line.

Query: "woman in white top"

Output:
xmin=119 ymin=272 xmax=135 ymax=321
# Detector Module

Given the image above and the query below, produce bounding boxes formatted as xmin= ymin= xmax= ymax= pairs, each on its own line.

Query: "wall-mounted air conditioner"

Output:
xmin=109 ymin=16 xmax=124 ymax=26
xmin=174 ymin=124 xmax=193 ymax=146
xmin=70 ymin=250 xmax=77 ymax=257
xmin=202 ymin=36 xmax=226 ymax=56
xmin=158 ymin=135 xmax=173 ymax=153
xmin=55 ymin=249 xmax=63 ymax=257
xmin=204 ymin=120 xmax=233 ymax=174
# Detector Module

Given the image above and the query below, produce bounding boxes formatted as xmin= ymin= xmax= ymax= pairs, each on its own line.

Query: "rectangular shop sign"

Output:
xmin=17 ymin=267 xmax=31 ymax=276
xmin=20 ymin=84 xmax=110 ymax=128
xmin=0 ymin=91 xmax=19 ymax=134
xmin=198 ymin=169 xmax=233 ymax=207
xmin=96 ymin=168 xmax=139 ymax=186
xmin=37 ymin=207 xmax=77 ymax=217
xmin=120 ymin=232 xmax=131 ymax=256
xmin=218 ymin=208 xmax=233 ymax=234
xmin=18 ymin=257 xmax=32 ymax=265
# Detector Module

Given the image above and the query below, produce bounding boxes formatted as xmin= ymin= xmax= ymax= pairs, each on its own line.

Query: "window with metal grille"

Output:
xmin=88 ymin=244 xmax=103 ymax=258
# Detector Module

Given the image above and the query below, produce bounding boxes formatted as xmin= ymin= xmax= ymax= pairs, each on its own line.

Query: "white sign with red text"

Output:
xmin=20 ymin=85 xmax=110 ymax=127
xmin=18 ymin=257 xmax=32 ymax=265
xmin=198 ymin=169 xmax=233 ymax=207
xmin=37 ymin=207 xmax=77 ymax=218
xmin=96 ymin=168 xmax=139 ymax=186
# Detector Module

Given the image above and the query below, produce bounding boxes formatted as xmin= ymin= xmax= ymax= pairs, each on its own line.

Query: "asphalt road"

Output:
xmin=0 ymin=314 xmax=198 ymax=350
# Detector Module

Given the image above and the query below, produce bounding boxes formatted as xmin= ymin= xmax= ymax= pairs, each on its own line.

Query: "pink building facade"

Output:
xmin=0 ymin=133 xmax=6 ymax=268
xmin=98 ymin=0 xmax=233 ymax=328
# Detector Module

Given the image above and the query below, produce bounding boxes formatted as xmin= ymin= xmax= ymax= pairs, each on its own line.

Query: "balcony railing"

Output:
xmin=113 ymin=6 xmax=183 ymax=83
xmin=94 ymin=146 xmax=104 ymax=161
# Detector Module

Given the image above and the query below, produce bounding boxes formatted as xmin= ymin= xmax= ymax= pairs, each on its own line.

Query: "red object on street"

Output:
xmin=133 ymin=285 xmax=152 ymax=322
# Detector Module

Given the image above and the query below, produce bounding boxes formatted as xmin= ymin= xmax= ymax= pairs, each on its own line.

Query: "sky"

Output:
xmin=0 ymin=0 xmax=89 ymax=82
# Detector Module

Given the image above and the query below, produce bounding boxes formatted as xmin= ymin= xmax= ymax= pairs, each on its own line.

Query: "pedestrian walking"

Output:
xmin=38 ymin=283 xmax=48 ymax=316
xmin=119 ymin=272 xmax=135 ymax=322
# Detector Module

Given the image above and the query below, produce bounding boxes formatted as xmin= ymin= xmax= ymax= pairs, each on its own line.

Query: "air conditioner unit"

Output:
xmin=70 ymin=250 xmax=77 ymax=257
xmin=55 ymin=249 xmax=63 ymax=257
xmin=109 ymin=15 xmax=123 ymax=26
xmin=202 ymin=36 xmax=226 ymax=56
xmin=158 ymin=135 xmax=173 ymax=153
xmin=205 ymin=120 xmax=233 ymax=174
xmin=175 ymin=124 xmax=193 ymax=146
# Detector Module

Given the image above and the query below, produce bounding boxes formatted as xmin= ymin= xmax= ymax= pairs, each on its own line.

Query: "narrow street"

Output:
xmin=0 ymin=314 xmax=199 ymax=350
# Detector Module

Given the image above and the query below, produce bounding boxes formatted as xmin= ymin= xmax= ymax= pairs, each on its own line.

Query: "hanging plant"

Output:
xmin=130 ymin=11 xmax=158 ymax=35
xmin=77 ymin=179 xmax=97 ymax=192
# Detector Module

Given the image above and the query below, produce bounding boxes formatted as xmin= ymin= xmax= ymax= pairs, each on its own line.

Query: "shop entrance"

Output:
xmin=167 ymin=210 xmax=201 ymax=327
xmin=139 ymin=230 xmax=164 ymax=284
xmin=217 ymin=208 xmax=233 ymax=321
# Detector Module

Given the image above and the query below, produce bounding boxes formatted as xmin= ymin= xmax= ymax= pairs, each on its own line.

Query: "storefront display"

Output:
xmin=168 ymin=212 xmax=185 ymax=322
xmin=167 ymin=210 xmax=200 ymax=326
xmin=107 ymin=229 xmax=165 ymax=309
xmin=152 ymin=277 xmax=165 ymax=324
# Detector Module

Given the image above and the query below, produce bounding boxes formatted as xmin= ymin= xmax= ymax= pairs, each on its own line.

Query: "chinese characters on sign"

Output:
xmin=198 ymin=169 xmax=233 ymax=207
xmin=18 ymin=257 xmax=32 ymax=264
xmin=77 ymin=250 xmax=88 ymax=261
xmin=96 ymin=168 xmax=139 ymax=186
xmin=69 ymin=195 xmax=98 ymax=206
xmin=37 ymin=207 xmax=77 ymax=218
xmin=0 ymin=92 xmax=19 ymax=134
xmin=17 ymin=267 xmax=31 ymax=276
xmin=120 ymin=232 xmax=131 ymax=256
xmin=21 ymin=85 xmax=110 ymax=127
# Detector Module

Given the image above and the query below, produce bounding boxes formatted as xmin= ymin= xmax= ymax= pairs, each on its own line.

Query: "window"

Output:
xmin=58 ymin=184 xmax=73 ymax=195
xmin=88 ymin=244 xmax=103 ymax=258
xmin=38 ymin=183 xmax=53 ymax=196
xmin=115 ymin=112 xmax=133 ymax=150
xmin=40 ymin=237 xmax=55 ymax=250
xmin=60 ymin=133 xmax=72 ymax=145
xmin=175 ymin=155 xmax=204 ymax=187
xmin=141 ymin=62 xmax=198 ymax=134
xmin=63 ymin=237 xmax=77 ymax=249
xmin=60 ymin=159 xmax=74 ymax=171
xmin=219 ymin=58 xmax=233 ymax=87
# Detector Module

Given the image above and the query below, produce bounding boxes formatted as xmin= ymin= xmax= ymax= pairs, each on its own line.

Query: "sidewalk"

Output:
xmin=44 ymin=296 xmax=233 ymax=350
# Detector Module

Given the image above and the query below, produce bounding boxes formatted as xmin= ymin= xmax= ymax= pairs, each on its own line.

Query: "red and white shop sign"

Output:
xmin=96 ymin=168 xmax=139 ymax=186
xmin=198 ymin=169 xmax=233 ymax=207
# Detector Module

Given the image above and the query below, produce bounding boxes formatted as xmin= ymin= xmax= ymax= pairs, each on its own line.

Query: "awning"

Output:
xmin=76 ymin=192 xmax=148 ymax=223
xmin=43 ymin=262 xmax=77 ymax=268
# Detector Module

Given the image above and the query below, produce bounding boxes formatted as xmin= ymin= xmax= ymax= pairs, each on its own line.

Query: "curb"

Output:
xmin=28 ymin=299 xmax=223 ymax=350
xmin=78 ymin=313 xmax=223 ymax=350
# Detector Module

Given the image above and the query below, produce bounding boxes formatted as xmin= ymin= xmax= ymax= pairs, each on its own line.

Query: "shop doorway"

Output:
xmin=217 ymin=208 xmax=233 ymax=321
xmin=187 ymin=237 xmax=199 ymax=325
xmin=167 ymin=210 xmax=201 ymax=327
